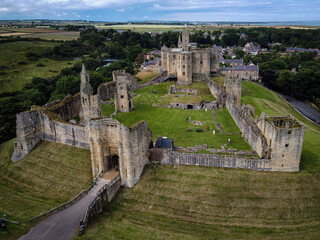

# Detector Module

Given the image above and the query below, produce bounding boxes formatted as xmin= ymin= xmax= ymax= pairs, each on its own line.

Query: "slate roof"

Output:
xmin=155 ymin=137 xmax=174 ymax=149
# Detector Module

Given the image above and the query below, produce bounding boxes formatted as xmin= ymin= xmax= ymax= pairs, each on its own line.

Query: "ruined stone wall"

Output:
xmin=49 ymin=94 xmax=81 ymax=122
xmin=226 ymin=102 xmax=269 ymax=158
xmin=118 ymin=121 xmax=152 ymax=188
xmin=205 ymin=79 xmax=226 ymax=106
xmin=12 ymin=111 xmax=43 ymax=162
xmin=12 ymin=110 xmax=90 ymax=162
xmin=97 ymin=81 xmax=116 ymax=101
xmin=169 ymin=85 xmax=198 ymax=95
xmin=161 ymin=151 xmax=271 ymax=171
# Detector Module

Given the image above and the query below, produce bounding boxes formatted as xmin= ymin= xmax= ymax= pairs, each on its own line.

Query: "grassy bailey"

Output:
xmin=0 ymin=140 xmax=92 ymax=240
xmin=77 ymin=82 xmax=320 ymax=240
xmin=110 ymin=81 xmax=250 ymax=150
xmin=0 ymin=41 xmax=79 ymax=93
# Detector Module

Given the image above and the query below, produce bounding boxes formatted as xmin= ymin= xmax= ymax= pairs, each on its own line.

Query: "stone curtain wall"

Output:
xmin=12 ymin=110 xmax=90 ymax=162
xmin=162 ymin=151 xmax=271 ymax=171
xmin=50 ymin=94 xmax=81 ymax=122
xmin=226 ymin=101 xmax=269 ymax=158
xmin=205 ymin=79 xmax=226 ymax=106
xmin=97 ymin=81 xmax=117 ymax=101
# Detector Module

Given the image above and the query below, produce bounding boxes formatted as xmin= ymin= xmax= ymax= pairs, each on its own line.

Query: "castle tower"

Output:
xmin=80 ymin=64 xmax=101 ymax=120
xmin=113 ymin=70 xmax=134 ymax=112
xmin=258 ymin=114 xmax=305 ymax=171
xmin=177 ymin=51 xmax=193 ymax=85
xmin=181 ymin=31 xmax=190 ymax=50
xmin=225 ymin=70 xmax=242 ymax=105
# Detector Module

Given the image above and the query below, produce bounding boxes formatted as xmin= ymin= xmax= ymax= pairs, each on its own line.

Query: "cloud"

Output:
xmin=116 ymin=8 xmax=125 ymax=12
xmin=0 ymin=7 xmax=10 ymax=12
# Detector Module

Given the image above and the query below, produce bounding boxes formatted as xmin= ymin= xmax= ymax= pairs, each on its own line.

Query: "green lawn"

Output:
xmin=211 ymin=74 xmax=226 ymax=86
xmin=75 ymin=164 xmax=320 ymax=240
xmin=0 ymin=139 xmax=92 ymax=240
xmin=110 ymin=81 xmax=250 ymax=150
xmin=0 ymin=41 xmax=79 ymax=93
xmin=101 ymin=101 xmax=115 ymax=116
xmin=241 ymin=81 xmax=320 ymax=172
xmin=215 ymin=108 xmax=241 ymax=133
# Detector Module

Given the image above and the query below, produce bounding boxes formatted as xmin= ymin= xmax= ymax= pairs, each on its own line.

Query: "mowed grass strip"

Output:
xmin=112 ymin=81 xmax=250 ymax=150
xmin=0 ymin=139 xmax=92 ymax=240
xmin=75 ymin=165 xmax=320 ymax=240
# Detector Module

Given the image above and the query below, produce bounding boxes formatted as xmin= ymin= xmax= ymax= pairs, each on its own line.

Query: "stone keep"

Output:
xmin=113 ymin=70 xmax=134 ymax=112
xmin=80 ymin=64 xmax=101 ymax=120
xmin=161 ymin=31 xmax=220 ymax=85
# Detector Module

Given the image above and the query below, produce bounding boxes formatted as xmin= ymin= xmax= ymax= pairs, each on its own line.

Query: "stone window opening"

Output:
xmin=183 ymin=65 xmax=185 ymax=68
xmin=183 ymin=72 xmax=185 ymax=76
xmin=285 ymin=143 xmax=289 ymax=147
xmin=200 ymin=61 xmax=203 ymax=64
xmin=282 ymin=154 xmax=284 ymax=157
xmin=183 ymin=56 xmax=185 ymax=60
xmin=288 ymin=130 xmax=292 ymax=134
xmin=121 ymin=95 xmax=124 ymax=98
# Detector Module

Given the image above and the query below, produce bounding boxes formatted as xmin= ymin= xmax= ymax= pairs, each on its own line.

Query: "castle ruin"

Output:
xmin=12 ymin=66 xmax=152 ymax=188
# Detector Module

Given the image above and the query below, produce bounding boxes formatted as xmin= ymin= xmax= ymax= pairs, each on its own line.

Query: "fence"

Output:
xmin=29 ymin=171 xmax=103 ymax=224
xmin=81 ymin=176 xmax=121 ymax=234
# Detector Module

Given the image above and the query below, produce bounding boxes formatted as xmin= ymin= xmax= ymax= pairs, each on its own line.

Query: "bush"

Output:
xmin=36 ymin=63 xmax=45 ymax=67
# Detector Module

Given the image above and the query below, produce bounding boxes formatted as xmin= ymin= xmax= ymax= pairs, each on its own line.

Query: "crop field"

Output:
xmin=107 ymin=81 xmax=250 ymax=150
xmin=75 ymin=81 xmax=320 ymax=240
xmin=96 ymin=24 xmax=195 ymax=33
xmin=0 ymin=140 xmax=92 ymax=240
xmin=0 ymin=27 xmax=79 ymax=40
xmin=0 ymin=41 xmax=79 ymax=93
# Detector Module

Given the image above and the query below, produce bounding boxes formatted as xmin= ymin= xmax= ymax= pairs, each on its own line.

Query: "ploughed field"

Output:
xmin=0 ymin=140 xmax=92 ymax=240
xmin=81 ymin=81 xmax=320 ymax=239
xmin=103 ymin=80 xmax=251 ymax=150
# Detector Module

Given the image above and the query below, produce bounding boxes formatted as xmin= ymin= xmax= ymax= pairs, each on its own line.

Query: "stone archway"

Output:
xmin=110 ymin=154 xmax=119 ymax=171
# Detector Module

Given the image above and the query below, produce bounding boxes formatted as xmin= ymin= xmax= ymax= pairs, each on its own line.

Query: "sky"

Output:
xmin=0 ymin=0 xmax=319 ymax=22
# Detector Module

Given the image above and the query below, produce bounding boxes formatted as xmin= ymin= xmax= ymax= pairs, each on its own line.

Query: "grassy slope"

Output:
xmin=76 ymin=165 xmax=320 ymax=240
xmin=112 ymin=81 xmax=250 ymax=150
xmin=135 ymin=71 xmax=159 ymax=84
xmin=76 ymin=82 xmax=320 ymax=240
xmin=0 ymin=140 xmax=92 ymax=240
xmin=0 ymin=41 xmax=79 ymax=93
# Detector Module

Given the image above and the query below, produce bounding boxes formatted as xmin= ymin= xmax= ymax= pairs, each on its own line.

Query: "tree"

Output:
xmin=275 ymin=70 xmax=294 ymax=94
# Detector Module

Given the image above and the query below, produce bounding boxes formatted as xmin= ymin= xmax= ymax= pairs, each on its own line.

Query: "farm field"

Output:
xmin=0 ymin=41 xmax=79 ymax=93
xmin=0 ymin=27 xmax=79 ymax=40
xmin=0 ymin=140 xmax=92 ymax=240
xmin=96 ymin=24 xmax=194 ymax=33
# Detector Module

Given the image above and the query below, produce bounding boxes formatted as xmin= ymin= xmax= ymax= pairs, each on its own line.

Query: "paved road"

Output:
xmin=19 ymin=178 xmax=110 ymax=240
xmin=277 ymin=93 xmax=320 ymax=125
